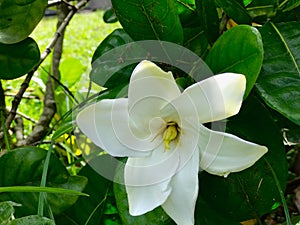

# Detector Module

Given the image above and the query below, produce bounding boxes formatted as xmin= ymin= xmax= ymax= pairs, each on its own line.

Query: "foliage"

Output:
xmin=0 ymin=0 xmax=300 ymax=224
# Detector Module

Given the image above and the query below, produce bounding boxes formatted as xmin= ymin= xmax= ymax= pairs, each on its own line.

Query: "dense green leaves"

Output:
xmin=205 ymin=25 xmax=264 ymax=97
xmin=0 ymin=147 xmax=87 ymax=217
xmin=199 ymin=95 xmax=288 ymax=221
xmin=256 ymin=21 xmax=300 ymax=126
xmin=0 ymin=37 xmax=40 ymax=80
xmin=111 ymin=0 xmax=183 ymax=44
xmin=0 ymin=0 xmax=47 ymax=44
xmin=56 ymin=156 xmax=118 ymax=225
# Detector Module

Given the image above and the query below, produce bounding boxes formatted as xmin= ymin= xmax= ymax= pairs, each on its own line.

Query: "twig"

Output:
xmin=3 ymin=0 xmax=90 ymax=133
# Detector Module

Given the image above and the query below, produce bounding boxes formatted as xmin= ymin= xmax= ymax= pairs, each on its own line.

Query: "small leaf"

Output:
xmin=256 ymin=21 xmax=300 ymax=125
xmin=205 ymin=25 xmax=263 ymax=98
xmin=111 ymin=0 xmax=183 ymax=44
xmin=7 ymin=215 xmax=55 ymax=225
xmin=0 ymin=0 xmax=47 ymax=44
xmin=0 ymin=37 xmax=40 ymax=80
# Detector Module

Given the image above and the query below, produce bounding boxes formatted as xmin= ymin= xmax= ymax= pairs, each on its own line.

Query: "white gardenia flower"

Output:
xmin=76 ymin=60 xmax=268 ymax=225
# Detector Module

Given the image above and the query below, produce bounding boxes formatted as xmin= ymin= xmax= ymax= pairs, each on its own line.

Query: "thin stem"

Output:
xmin=264 ymin=158 xmax=292 ymax=225
xmin=4 ymin=0 xmax=90 ymax=132
xmin=38 ymin=140 xmax=54 ymax=217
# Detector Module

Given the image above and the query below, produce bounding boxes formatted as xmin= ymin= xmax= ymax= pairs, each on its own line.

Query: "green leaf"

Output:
xmin=0 ymin=147 xmax=87 ymax=217
xmin=282 ymin=0 xmax=300 ymax=12
xmin=7 ymin=215 xmax=55 ymax=225
xmin=199 ymin=95 xmax=288 ymax=221
xmin=111 ymin=0 xmax=183 ymax=44
xmin=0 ymin=37 xmax=40 ymax=80
xmin=0 ymin=0 xmax=47 ymax=44
xmin=196 ymin=0 xmax=219 ymax=42
xmin=0 ymin=186 xmax=88 ymax=196
xmin=56 ymin=156 xmax=119 ymax=225
xmin=92 ymin=29 xmax=133 ymax=63
xmin=59 ymin=58 xmax=85 ymax=88
xmin=114 ymin=162 xmax=174 ymax=225
xmin=52 ymin=120 xmax=74 ymax=141
xmin=103 ymin=8 xmax=118 ymax=23
xmin=205 ymin=25 xmax=263 ymax=98
xmin=183 ymin=27 xmax=208 ymax=58
xmin=0 ymin=201 xmax=20 ymax=224
xmin=255 ymin=21 xmax=300 ymax=126
xmin=215 ymin=0 xmax=252 ymax=24
xmin=91 ymin=29 xmax=135 ymax=89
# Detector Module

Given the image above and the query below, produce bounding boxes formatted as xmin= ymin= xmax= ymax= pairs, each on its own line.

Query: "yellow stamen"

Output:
xmin=163 ymin=124 xmax=179 ymax=150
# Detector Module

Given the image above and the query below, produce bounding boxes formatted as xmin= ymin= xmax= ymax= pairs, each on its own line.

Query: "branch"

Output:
xmin=3 ymin=0 xmax=90 ymax=132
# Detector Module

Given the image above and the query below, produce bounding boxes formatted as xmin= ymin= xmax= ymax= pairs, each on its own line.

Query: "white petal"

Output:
xmin=198 ymin=125 xmax=268 ymax=176
xmin=125 ymin=144 xmax=179 ymax=215
xmin=161 ymin=73 xmax=246 ymax=124
xmin=76 ymin=99 xmax=157 ymax=157
xmin=162 ymin=150 xmax=199 ymax=225
xmin=128 ymin=60 xmax=181 ymax=137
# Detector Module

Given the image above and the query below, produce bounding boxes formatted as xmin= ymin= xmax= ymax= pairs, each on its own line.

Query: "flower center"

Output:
xmin=163 ymin=122 xmax=181 ymax=150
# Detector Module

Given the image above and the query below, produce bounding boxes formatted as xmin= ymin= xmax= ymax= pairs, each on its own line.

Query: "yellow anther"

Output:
xmin=163 ymin=125 xmax=179 ymax=150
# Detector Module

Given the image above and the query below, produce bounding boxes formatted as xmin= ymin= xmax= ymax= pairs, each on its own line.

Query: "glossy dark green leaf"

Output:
xmin=114 ymin=162 xmax=174 ymax=225
xmin=0 ymin=147 xmax=87 ymax=217
xmin=92 ymin=29 xmax=133 ymax=63
xmin=215 ymin=0 xmax=252 ymax=24
xmin=0 ymin=37 xmax=40 ymax=80
xmin=55 ymin=156 xmax=118 ymax=225
xmin=205 ymin=25 xmax=263 ymax=98
xmin=256 ymin=22 xmax=300 ymax=126
xmin=8 ymin=215 xmax=55 ymax=225
xmin=91 ymin=29 xmax=135 ymax=89
xmin=183 ymin=27 xmax=208 ymax=58
xmin=199 ymin=95 xmax=288 ymax=221
xmin=196 ymin=0 xmax=219 ymax=42
xmin=0 ymin=0 xmax=47 ymax=44
xmin=103 ymin=8 xmax=118 ymax=23
xmin=175 ymin=0 xmax=199 ymax=28
xmin=111 ymin=0 xmax=183 ymax=44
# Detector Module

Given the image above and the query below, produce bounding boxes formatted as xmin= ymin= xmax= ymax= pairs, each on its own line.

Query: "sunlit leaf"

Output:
xmin=256 ymin=21 xmax=300 ymax=125
xmin=0 ymin=0 xmax=47 ymax=44
xmin=205 ymin=25 xmax=263 ymax=98
xmin=0 ymin=37 xmax=40 ymax=80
